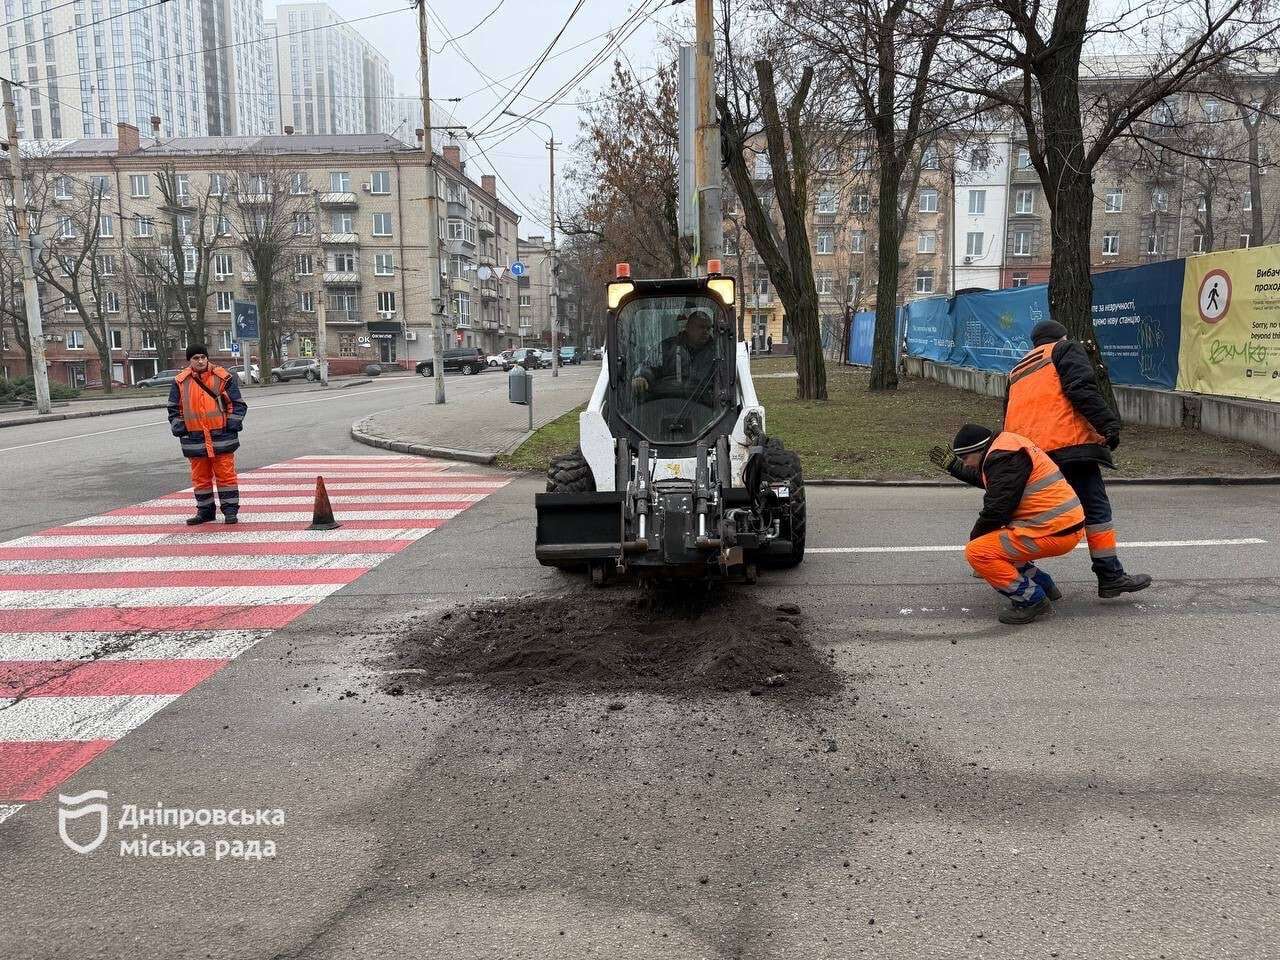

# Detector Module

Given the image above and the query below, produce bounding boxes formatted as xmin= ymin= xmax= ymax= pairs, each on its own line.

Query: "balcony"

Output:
xmin=241 ymin=271 xmax=258 ymax=283
xmin=325 ymin=310 xmax=363 ymax=325
xmin=318 ymin=192 xmax=358 ymax=207
xmin=480 ymin=282 xmax=498 ymax=302
xmin=746 ymin=293 xmax=772 ymax=308
xmin=321 ymin=232 xmax=359 ymax=245
xmin=446 ymin=200 xmax=467 ymax=218
xmin=239 ymin=193 xmax=273 ymax=205
xmin=449 ymin=277 xmax=472 ymax=294
xmin=478 ymin=220 xmax=495 ymax=238
xmin=323 ymin=271 xmax=361 ymax=285
xmin=446 ymin=236 xmax=475 ymax=254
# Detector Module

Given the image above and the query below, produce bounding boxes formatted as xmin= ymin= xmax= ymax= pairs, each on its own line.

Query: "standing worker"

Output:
xmin=1004 ymin=320 xmax=1151 ymax=598
xmin=931 ymin=425 xmax=1085 ymax=624
xmin=167 ymin=344 xmax=247 ymax=525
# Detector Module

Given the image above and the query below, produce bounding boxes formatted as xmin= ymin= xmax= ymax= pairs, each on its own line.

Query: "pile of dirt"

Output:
xmin=384 ymin=593 xmax=841 ymax=698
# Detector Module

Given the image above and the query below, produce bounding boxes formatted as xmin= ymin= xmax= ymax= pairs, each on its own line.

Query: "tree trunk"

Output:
xmin=1248 ymin=128 xmax=1265 ymax=244
xmin=782 ymin=284 xmax=824 ymax=400
xmin=869 ymin=151 xmax=902 ymax=391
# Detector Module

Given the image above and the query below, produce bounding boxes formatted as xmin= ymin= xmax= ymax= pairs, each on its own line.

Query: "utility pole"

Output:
xmin=548 ymin=134 xmax=558 ymax=378
xmin=310 ymin=191 xmax=328 ymax=385
xmin=2 ymin=79 xmax=51 ymax=414
xmin=415 ymin=0 xmax=446 ymax=404
xmin=694 ymin=0 xmax=722 ymax=275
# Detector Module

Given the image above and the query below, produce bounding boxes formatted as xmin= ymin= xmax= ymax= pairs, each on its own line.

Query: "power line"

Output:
xmin=1 ymin=0 xmax=174 ymax=59
xmin=431 ymin=0 xmax=509 ymax=56
xmin=2 ymin=0 xmax=84 ymax=29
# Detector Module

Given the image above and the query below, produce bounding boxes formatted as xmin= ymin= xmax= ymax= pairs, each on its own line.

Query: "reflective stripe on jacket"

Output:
xmin=1004 ymin=342 xmax=1106 ymax=453
xmin=983 ymin=432 xmax=1085 ymax=539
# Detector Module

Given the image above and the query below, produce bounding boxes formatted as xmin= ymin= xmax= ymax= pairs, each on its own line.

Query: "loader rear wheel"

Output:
xmin=760 ymin=437 xmax=806 ymax=568
xmin=545 ymin=446 xmax=596 ymax=494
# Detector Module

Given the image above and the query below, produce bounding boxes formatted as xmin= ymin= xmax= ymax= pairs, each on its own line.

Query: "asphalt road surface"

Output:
xmin=2 ymin=389 xmax=1278 ymax=959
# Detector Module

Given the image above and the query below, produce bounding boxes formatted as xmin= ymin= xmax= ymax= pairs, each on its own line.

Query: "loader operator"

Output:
xmin=931 ymin=424 xmax=1085 ymax=625
xmin=631 ymin=309 xmax=718 ymax=403
xmin=1004 ymin=320 xmax=1151 ymax=599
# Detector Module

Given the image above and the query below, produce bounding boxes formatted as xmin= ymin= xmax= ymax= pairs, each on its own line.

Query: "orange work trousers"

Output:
xmin=190 ymin=452 xmax=240 ymax=517
xmin=965 ymin=526 xmax=1083 ymax=593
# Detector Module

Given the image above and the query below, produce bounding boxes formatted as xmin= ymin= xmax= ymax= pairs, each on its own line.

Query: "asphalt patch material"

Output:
xmin=386 ymin=593 xmax=842 ymax=697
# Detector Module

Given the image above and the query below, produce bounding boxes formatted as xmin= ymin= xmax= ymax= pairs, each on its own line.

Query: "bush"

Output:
xmin=0 ymin=376 xmax=80 ymax=402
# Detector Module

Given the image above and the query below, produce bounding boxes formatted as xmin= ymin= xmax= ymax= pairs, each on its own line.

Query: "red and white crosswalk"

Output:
xmin=0 ymin=455 xmax=507 ymax=824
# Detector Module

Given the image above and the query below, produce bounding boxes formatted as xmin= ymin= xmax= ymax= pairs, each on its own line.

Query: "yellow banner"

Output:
xmin=1178 ymin=245 xmax=1280 ymax=401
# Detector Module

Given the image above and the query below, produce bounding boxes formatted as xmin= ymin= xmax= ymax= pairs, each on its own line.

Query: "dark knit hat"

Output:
xmin=951 ymin=424 xmax=995 ymax=455
xmin=1031 ymin=319 xmax=1068 ymax=345
xmin=186 ymin=343 xmax=209 ymax=360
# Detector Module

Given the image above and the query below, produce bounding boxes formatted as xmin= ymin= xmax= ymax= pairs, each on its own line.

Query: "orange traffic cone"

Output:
xmin=307 ymin=476 xmax=342 ymax=530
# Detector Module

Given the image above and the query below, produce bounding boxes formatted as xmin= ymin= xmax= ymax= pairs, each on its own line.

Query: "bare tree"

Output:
xmin=153 ymin=165 xmax=229 ymax=348
xmin=957 ymin=0 xmax=1280 ymax=405
xmin=123 ymin=248 xmax=185 ymax=370
xmin=0 ymin=240 xmax=34 ymax=376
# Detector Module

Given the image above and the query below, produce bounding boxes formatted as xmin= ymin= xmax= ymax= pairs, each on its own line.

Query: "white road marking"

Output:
xmin=140 ymin=494 xmax=488 ymax=506
xmin=0 ymin=630 xmax=272 ymax=661
xmin=808 ymin=537 xmax=1269 ymax=554
xmin=0 ymin=380 xmax=424 ymax=452
xmin=0 ymin=584 xmax=345 ymax=608
xmin=0 ymin=695 xmax=177 ymax=741
xmin=71 ymin=509 xmax=465 ymax=526
xmin=7 ymin=528 xmax=436 ymax=546
xmin=0 ymin=804 xmax=23 ymax=824
xmin=0 ymin=555 xmax=388 ymax=574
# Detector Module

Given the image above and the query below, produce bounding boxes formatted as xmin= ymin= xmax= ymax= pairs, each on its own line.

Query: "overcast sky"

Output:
xmin=262 ymin=0 xmax=692 ymax=239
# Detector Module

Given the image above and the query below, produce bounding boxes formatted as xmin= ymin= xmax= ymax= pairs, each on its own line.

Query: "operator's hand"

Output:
xmin=928 ymin=445 xmax=957 ymax=472
xmin=631 ymin=375 xmax=650 ymax=394
xmin=1105 ymin=432 xmax=1121 ymax=451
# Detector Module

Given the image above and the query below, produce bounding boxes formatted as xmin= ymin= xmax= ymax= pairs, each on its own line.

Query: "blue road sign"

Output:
xmin=233 ymin=300 xmax=260 ymax=340
xmin=510 ymin=261 xmax=527 ymax=278
xmin=231 ymin=341 xmax=241 ymax=357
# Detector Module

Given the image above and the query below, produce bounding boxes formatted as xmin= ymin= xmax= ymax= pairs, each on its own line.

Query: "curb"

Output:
xmin=807 ymin=474 xmax=1280 ymax=487
xmin=0 ymin=401 xmax=167 ymax=429
xmin=350 ymin=419 xmax=496 ymax=465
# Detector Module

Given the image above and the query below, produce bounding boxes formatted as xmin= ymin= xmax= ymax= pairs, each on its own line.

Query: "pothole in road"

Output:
xmin=381 ymin=592 xmax=842 ymax=698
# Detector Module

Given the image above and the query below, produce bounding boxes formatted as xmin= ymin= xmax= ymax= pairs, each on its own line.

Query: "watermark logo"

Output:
xmin=58 ymin=789 xmax=110 ymax=854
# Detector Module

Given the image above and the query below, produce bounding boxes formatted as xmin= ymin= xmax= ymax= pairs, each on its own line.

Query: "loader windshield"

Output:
xmin=616 ymin=294 xmax=729 ymax=444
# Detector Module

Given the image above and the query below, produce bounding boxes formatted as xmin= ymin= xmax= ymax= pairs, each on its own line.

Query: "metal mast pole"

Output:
xmin=311 ymin=191 xmax=328 ymax=385
xmin=416 ymin=0 xmax=446 ymax=403
xmin=694 ymin=0 xmax=722 ymax=274
xmin=548 ymin=135 xmax=558 ymax=378
xmin=2 ymin=79 xmax=51 ymax=414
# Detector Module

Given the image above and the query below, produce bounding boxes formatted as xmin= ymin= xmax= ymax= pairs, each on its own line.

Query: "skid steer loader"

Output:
xmin=534 ymin=261 xmax=805 ymax=585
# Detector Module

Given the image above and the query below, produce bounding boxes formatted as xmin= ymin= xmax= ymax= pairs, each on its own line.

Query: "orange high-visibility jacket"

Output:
xmin=983 ymin=432 xmax=1085 ymax=538
xmin=172 ymin=366 xmax=244 ymax=459
xmin=176 ymin=366 xmax=233 ymax=433
xmin=1004 ymin=343 xmax=1106 ymax=453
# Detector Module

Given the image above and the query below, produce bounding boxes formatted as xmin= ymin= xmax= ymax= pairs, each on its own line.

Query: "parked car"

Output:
xmin=415 ymin=347 xmax=488 ymax=377
xmin=589 ymin=346 xmax=604 ymax=361
xmin=487 ymin=352 xmax=509 ymax=368
xmin=135 ymin=369 xmax=182 ymax=389
xmin=234 ymin=364 xmax=261 ymax=385
xmin=558 ymin=346 xmax=582 ymax=365
xmin=503 ymin=347 xmax=546 ymax=371
xmin=271 ymin=358 xmax=321 ymax=383
xmin=84 ymin=378 xmax=128 ymax=390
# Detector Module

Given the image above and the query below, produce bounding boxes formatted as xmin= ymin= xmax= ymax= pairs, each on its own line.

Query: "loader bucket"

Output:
xmin=534 ymin=492 xmax=625 ymax=566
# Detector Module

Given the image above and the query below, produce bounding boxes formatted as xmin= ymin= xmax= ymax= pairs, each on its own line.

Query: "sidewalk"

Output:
xmin=351 ymin=364 xmax=597 ymax=464
xmin=0 ymin=372 xmax=404 ymax=429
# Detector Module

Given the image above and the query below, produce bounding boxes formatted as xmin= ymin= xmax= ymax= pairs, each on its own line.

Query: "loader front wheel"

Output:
xmin=760 ymin=438 xmax=806 ymax=568
xmin=545 ymin=446 xmax=595 ymax=494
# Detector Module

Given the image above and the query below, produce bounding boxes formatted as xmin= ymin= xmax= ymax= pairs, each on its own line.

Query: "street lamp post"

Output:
xmin=502 ymin=110 xmax=560 ymax=378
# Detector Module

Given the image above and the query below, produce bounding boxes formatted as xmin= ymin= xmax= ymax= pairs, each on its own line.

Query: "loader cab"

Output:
xmin=605 ymin=267 xmax=739 ymax=455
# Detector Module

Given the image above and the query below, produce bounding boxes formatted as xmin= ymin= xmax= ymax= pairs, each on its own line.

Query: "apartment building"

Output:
xmin=952 ymin=132 xmax=1012 ymax=290
xmin=0 ymin=127 xmax=523 ymax=385
xmin=515 ymin=235 xmax=576 ymax=350
xmin=201 ymin=0 xmax=278 ymax=136
xmin=268 ymin=3 xmax=398 ymax=137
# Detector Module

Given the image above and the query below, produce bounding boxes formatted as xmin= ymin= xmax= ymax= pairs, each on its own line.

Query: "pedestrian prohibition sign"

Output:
xmin=1197 ymin=268 xmax=1231 ymax=324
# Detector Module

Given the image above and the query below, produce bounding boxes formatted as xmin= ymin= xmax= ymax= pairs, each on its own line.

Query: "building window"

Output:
xmin=134 ymin=215 xmax=153 ymax=238
xmin=1192 ymin=232 xmax=1205 ymax=253
xmin=294 ymin=212 xmax=313 ymax=235
xmin=851 ymin=193 xmax=870 ymax=214
xmin=1017 ymin=148 xmax=1032 ymax=170
xmin=965 ymin=232 xmax=984 ymax=257
xmin=968 ymin=190 xmax=986 ymax=215
xmin=1240 ymin=232 xmax=1252 ymax=249
xmin=290 ymin=172 xmax=309 ymax=195
xmin=519 ymin=293 xmax=531 ymax=308
xmin=1197 ymin=193 xmax=1208 ymax=212
xmin=110 ymin=328 xmax=123 ymax=349
xmin=374 ymin=253 xmax=394 ymax=275
xmin=753 ymin=154 xmax=770 ymax=179
xmin=54 ymin=176 xmax=73 ymax=200
xmin=850 ymin=230 xmax=866 ymax=253
xmin=816 ymin=231 xmax=834 ymax=254
xmin=917 ymin=231 xmax=936 ymax=254
xmin=329 ymin=171 xmax=351 ymax=192
xmin=299 ymin=291 xmax=315 ymax=312
xmin=915 ymin=269 xmax=934 ymax=294
xmin=377 ymin=291 xmax=396 ymax=313
xmin=96 ymin=255 xmax=117 ymax=276
xmin=1011 ymin=272 xmax=1029 ymax=288
xmin=816 ymin=189 xmax=838 ymax=214
xmin=129 ymin=174 xmax=149 ymax=198
xmin=447 ymin=218 xmax=465 ymax=240
xmin=969 ymin=147 xmax=990 ymax=171
xmin=921 ymin=145 xmax=939 ymax=170
xmin=1104 ymin=188 xmax=1123 ymax=213
xmin=1146 ymin=234 xmax=1165 ymax=255
xmin=1102 ymin=231 xmax=1119 ymax=255
xmin=212 ymin=253 xmax=233 ymax=278
xmin=454 ymin=292 xmax=471 ymax=324
xmin=918 ymin=189 xmax=938 ymax=213
xmin=57 ymin=216 xmax=76 ymax=239
xmin=1012 ymin=229 xmax=1032 ymax=256
xmin=216 ymin=216 xmax=231 ymax=236
xmin=215 ymin=290 xmax=233 ymax=313
xmin=296 ymin=253 xmax=313 ymax=275
xmin=815 ymin=272 xmax=833 ymax=296
xmin=370 ymin=171 xmax=391 ymax=194
xmin=339 ymin=334 xmax=357 ymax=357
xmin=209 ymin=173 xmax=228 ymax=197
xmin=329 ymin=211 xmax=353 ymax=233
xmin=103 ymin=291 xmax=119 ymax=313
xmin=220 ymin=330 xmax=234 ymax=351
xmin=66 ymin=329 xmax=84 ymax=350
xmin=1015 ymin=190 xmax=1034 ymax=214
xmin=331 ymin=251 xmax=356 ymax=272
xmin=141 ymin=330 xmax=158 ymax=350
xmin=1243 ymin=190 xmax=1253 ymax=212
xmin=1150 ymin=188 xmax=1168 ymax=212
xmin=372 ymin=213 xmax=392 ymax=236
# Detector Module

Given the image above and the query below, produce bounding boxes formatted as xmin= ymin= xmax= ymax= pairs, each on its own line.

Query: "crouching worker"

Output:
xmin=167 ymin=344 xmax=247 ymax=525
xmin=930 ymin=424 xmax=1085 ymax=625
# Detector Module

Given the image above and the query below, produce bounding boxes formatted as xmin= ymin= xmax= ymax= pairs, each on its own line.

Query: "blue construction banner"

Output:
xmin=847 ymin=311 xmax=875 ymax=365
xmin=903 ymin=260 xmax=1184 ymax=388
xmin=1090 ymin=260 xmax=1183 ymax=389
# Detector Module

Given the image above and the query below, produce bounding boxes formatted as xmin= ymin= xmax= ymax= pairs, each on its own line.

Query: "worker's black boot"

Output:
xmin=1097 ymin=573 xmax=1152 ymax=599
xmin=998 ymin=597 xmax=1053 ymax=625
xmin=185 ymin=512 xmax=215 ymax=526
